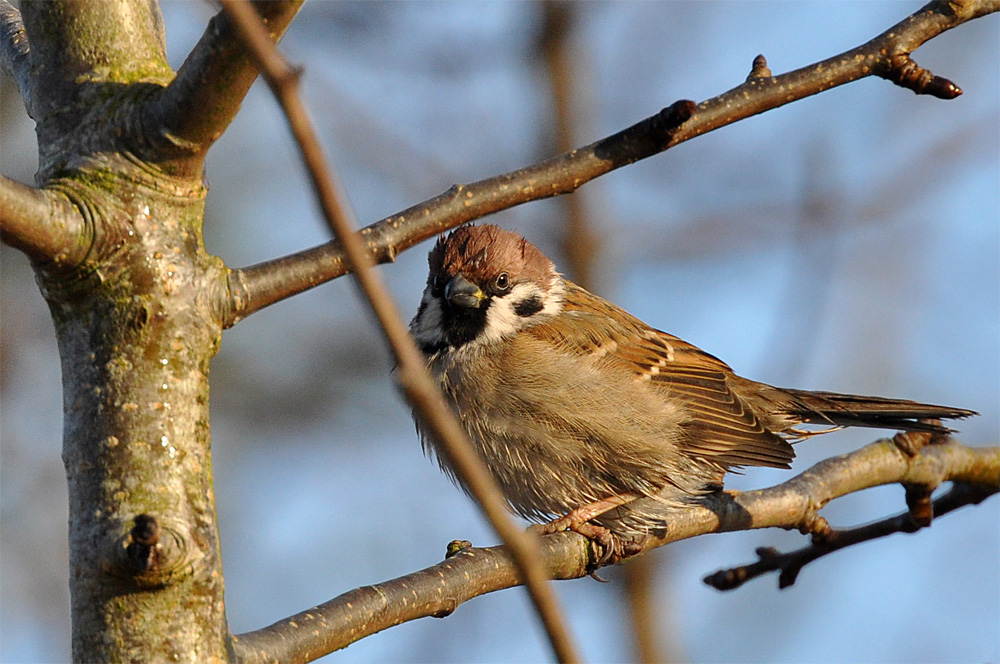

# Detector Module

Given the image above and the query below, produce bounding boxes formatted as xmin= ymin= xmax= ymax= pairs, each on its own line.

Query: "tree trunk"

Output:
xmin=50 ymin=175 xmax=230 ymax=659
xmin=17 ymin=1 xmax=232 ymax=659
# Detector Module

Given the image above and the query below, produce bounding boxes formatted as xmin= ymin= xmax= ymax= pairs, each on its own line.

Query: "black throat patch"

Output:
xmin=441 ymin=298 xmax=491 ymax=349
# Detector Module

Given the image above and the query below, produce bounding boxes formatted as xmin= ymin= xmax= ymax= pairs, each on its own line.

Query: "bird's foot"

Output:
xmin=531 ymin=517 xmax=622 ymax=567
xmin=530 ymin=493 xmax=645 ymax=568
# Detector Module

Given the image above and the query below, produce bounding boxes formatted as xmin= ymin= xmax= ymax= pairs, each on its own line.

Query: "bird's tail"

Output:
xmin=778 ymin=389 xmax=977 ymax=434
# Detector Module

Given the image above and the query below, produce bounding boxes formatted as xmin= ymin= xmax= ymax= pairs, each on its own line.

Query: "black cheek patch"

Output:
xmin=514 ymin=295 xmax=544 ymax=318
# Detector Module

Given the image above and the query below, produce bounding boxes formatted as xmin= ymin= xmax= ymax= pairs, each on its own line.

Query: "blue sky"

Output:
xmin=2 ymin=2 xmax=997 ymax=662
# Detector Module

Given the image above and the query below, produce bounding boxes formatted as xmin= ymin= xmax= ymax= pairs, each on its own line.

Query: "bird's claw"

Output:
xmin=532 ymin=517 xmax=639 ymax=569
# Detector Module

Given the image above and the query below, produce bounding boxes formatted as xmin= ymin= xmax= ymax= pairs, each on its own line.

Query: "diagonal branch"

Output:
xmin=221 ymin=0 xmax=999 ymax=328
xmin=222 ymin=99 xmax=694 ymax=327
xmin=141 ymin=1 xmax=302 ymax=176
xmin=217 ymin=2 xmax=581 ymax=662
xmin=0 ymin=0 xmax=32 ymax=116
xmin=704 ymin=480 xmax=997 ymax=591
xmin=639 ymin=440 xmax=998 ymax=552
xmin=0 ymin=174 xmax=89 ymax=265
xmin=232 ymin=440 xmax=998 ymax=659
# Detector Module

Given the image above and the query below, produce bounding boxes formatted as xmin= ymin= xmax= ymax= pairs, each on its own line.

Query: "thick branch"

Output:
xmin=0 ymin=174 xmax=89 ymax=265
xmin=232 ymin=440 xmax=998 ymax=659
xmin=18 ymin=0 xmax=172 ymax=132
xmin=0 ymin=0 xmax=32 ymax=116
xmin=219 ymin=2 xmax=580 ymax=662
xmin=222 ymin=0 xmax=998 ymax=327
xmin=141 ymin=1 xmax=302 ymax=176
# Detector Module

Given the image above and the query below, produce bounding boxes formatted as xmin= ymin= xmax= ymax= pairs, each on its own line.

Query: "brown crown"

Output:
xmin=428 ymin=224 xmax=554 ymax=287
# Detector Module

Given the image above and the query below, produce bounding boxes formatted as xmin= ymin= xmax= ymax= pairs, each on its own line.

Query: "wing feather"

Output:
xmin=539 ymin=281 xmax=794 ymax=469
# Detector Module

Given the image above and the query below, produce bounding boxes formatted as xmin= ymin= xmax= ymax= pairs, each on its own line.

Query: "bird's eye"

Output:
xmin=493 ymin=272 xmax=511 ymax=293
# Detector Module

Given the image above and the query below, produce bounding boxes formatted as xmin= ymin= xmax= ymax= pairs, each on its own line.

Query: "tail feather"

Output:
xmin=779 ymin=389 xmax=977 ymax=434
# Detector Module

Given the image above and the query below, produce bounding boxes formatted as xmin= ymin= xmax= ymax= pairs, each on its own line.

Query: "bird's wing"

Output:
xmin=541 ymin=281 xmax=794 ymax=469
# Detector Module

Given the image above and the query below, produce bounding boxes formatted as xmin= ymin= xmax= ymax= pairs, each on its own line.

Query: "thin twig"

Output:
xmin=222 ymin=0 xmax=998 ymax=328
xmin=217 ymin=2 xmax=582 ymax=662
xmin=703 ymin=481 xmax=997 ymax=590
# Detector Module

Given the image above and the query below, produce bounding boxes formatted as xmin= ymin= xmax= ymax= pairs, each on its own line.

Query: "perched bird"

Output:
xmin=409 ymin=224 xmax=975 ymax=556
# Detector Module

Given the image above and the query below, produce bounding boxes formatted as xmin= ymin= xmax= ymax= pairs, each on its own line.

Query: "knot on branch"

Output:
xmin=881 ymin=54 xmax=962 ymax=99
xmin=126 ymin=513 xmax=161 ymax=573
xmin=117 ymin=513 xmax=200 ymax=588
xmin=32 ymin=178 xmax=105 ymax=279
xmin=802 ymin=513 xmax=833 ymax=543
xmin=650 ymin=99 xmax=697 ymax=137
xmin=892 ymin=426 xmax=951 ymax=457
xmin=593 ymin=99 xmax=696 ymax=167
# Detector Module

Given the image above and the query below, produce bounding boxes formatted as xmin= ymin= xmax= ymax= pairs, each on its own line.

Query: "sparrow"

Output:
xmin=409 ymin=224 xmax=975 ymax=557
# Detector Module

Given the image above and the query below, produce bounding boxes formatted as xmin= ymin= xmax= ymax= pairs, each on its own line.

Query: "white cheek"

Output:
xmin=480 ymin=296 xmax=522 ymax=345
xmin=479 ymin=280 xmax=563 ymax=346
xmin=410 ymin=289 xmax=445 ymax=347
xmin=539 ymin=277 xmax=565 ymax=317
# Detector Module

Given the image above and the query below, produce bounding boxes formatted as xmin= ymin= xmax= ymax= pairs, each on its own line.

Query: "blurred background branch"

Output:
xmin=538 ymin=3 xmax=674 ymax=661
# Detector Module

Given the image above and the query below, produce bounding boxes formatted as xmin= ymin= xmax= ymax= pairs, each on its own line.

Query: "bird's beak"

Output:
xmin=444 ymin=274 xmax=485 ymax=309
